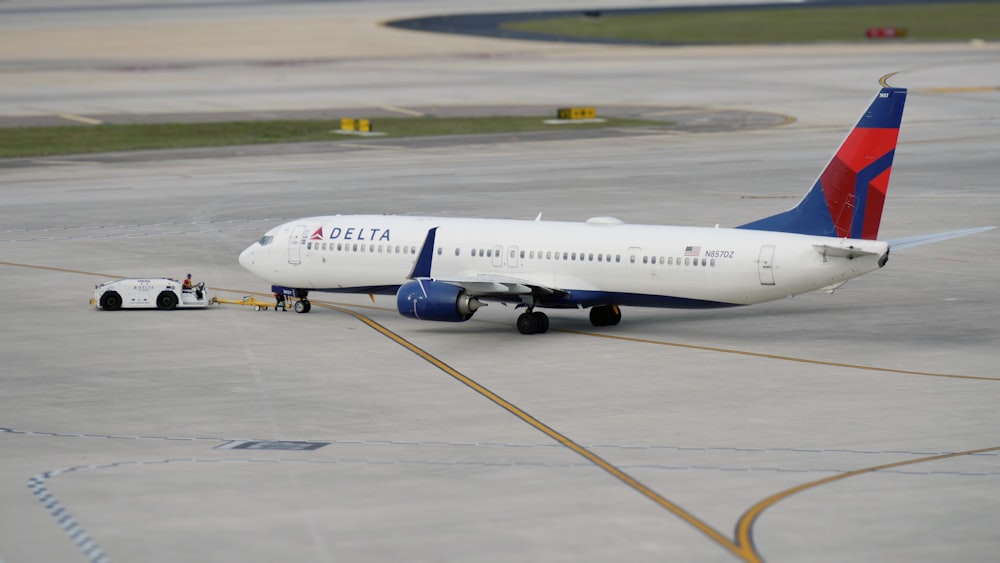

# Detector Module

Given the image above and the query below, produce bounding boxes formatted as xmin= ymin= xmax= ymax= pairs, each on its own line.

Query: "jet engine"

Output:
xmin=396 ymin=280 xmax=482 ymax=322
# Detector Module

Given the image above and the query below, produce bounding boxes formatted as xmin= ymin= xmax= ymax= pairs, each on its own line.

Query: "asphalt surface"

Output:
xmin=2 ymin=2 xmax=999 ymax=562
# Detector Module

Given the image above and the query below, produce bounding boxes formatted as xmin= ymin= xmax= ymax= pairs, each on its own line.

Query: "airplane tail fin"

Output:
xmin=737 ymin=84 xmax=907 ymax=240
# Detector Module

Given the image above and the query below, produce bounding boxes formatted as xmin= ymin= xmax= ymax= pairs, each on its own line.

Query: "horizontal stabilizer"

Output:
xmin=813 ymin=244 xmax=882 ymax=259
xmin=888 ymin=226 xmax=995 ymax=251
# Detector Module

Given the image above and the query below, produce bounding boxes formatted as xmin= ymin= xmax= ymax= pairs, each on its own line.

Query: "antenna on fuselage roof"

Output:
xmin=534 ymin=213 xmax=543 ymax=222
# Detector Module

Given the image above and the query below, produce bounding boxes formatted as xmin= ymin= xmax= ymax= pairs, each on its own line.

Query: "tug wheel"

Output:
xmin=100 ymin=291 xmax=122 ymax=311
xmin=156 ymin=291 xmax=178 ymax=310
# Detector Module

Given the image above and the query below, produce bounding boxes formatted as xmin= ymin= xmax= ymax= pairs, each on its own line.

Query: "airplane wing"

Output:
xmin=409 ymin=226 xmax=568 ymax=300
xmin=888 ymin=226 xmax=995 ymax=251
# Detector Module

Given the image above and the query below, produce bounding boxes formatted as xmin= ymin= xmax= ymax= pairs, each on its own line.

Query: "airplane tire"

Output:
xmin=533 ymin=312 xmax=549 ymax=334
xmin=99 ymin=291 xmax=122 ymax=311
xmin=516 ymin=312 xmax=538 ymax=335
xmin=590 ymin=305 xmax=621 ymax=327
xmin=156 ymin=291 xmax=178 ymax=310
xmin=589 ymin=306 xmax=609 ymax=326
xmin=294 ymin=300 xmax=311 ymax=314
xmin=608 ymin=306 xmax=622 ymax=326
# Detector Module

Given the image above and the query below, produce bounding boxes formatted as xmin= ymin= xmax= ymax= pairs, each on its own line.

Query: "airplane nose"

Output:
xmin=238 ymin=244 xmax=256 ymax=271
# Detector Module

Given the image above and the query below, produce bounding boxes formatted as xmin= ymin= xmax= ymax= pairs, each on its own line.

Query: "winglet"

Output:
xmin=738 ymin=84 xmax=907 ymax=240
xmin=408 ymin=227 xmax=438 ymax=279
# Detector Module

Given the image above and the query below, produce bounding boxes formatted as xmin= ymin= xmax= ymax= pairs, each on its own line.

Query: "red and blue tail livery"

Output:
xmin=737 ymin=86 xmax=906 ymax=240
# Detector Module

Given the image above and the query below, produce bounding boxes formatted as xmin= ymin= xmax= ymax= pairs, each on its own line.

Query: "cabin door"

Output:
xmin=758 ymin=245 xmax=776 ymax=285
xmin=288 ymin=224 xmax=308 ymax=264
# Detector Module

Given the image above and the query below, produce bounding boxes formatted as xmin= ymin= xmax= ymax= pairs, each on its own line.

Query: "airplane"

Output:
xmin=238 ymin=80 xmax=993 ymax=334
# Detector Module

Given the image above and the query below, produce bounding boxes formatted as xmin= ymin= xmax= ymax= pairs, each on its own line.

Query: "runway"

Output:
xmin=2 ymin=1 xmax=999 ymax=562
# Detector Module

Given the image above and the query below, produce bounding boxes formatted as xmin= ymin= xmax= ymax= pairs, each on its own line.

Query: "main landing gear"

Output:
xmin=516 ymin=309 xmax=550 ymax=335
xmin=516 ymin=305 xmax=622 ymax=335
xmin=589 ymin=305 xmax=622 ymax=327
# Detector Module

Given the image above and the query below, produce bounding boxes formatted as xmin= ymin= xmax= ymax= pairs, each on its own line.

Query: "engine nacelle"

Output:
xmin=396 ymin=280 xmax=482 ymax=322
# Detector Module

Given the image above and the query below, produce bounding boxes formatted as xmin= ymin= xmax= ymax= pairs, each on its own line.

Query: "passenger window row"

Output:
xmin=306 ymin=241 xmax=418 ymax=254
xmin=457 ymin=248 xmax=718 ymax=267
xmin=303 ymin=241 xmax=717 ymax=268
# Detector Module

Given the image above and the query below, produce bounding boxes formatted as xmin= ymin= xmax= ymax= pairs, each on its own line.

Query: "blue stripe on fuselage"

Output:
xmin=310 ymin=286 xmax=740 ymax=309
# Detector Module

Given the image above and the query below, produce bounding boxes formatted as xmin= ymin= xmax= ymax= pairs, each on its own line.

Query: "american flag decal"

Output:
xmin=684 ymin=246 xmax=701 ymax=257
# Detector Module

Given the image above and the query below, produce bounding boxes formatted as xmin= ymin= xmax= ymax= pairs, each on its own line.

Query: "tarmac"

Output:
xmin=1 ymin=1 xmax=999 ymax=562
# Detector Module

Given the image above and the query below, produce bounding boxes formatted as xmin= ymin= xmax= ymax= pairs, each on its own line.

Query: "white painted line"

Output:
xmin=56 ymin=114 xmax=104 ymax=125
xmin=542 ymin=118 xmax=607 ymax=125
xmin=382 ymin=105 xmax=425 ymax=117
xmin=333 ymin=130 xmax=388 ymax=137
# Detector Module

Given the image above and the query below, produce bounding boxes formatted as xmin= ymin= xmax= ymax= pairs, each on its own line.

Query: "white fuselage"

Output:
xmin=238 ymin=215 xmax=889 ymax=308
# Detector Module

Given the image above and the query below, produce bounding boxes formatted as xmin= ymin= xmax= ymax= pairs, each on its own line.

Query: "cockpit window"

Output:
xmin=258 ymin=235 xmax=274 ymax=246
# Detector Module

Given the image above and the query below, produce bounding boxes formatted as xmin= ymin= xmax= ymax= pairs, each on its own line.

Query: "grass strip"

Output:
xmin=502 ymin=3 xmax=1000 ymax=44
xmin=0 ymin=116 xmax=661 ymax=158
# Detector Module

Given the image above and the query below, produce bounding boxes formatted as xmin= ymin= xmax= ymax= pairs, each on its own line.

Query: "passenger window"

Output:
xmin=436 ymin=247 xmax=442 ymax=255
xmin=702 ymin=258 xmax=707 ymax=266
xmin=479 ymin=249 xmax=484 ymax=257
xmin=546 ymin=251 xmax=552 ymax=259
xmin=563 ymin=252 xmax=569 ymax=260
xmin=455 ymin=248 xmax=461 ymax=256
xmin=684 ymin=257 xmax=690 ymax=265
xmin=630 ymin=255 xmax=636 ymax=264
xmin=306 ymin=242 xmax=312 ymax=250
xmin=668 ymin=257 xmax=673 ymax=265
xmin=642 ymin=256 xmax=648 ymax=264
xmin=597 ymin=254 xmax=603 ymax=262
xmin=571 ymin=252 xmax=577 ymax=260
xmin=616 ymin=255 xmax=621 ymax=263
xmin=519 ymin=250 xmax=525 ymax=259
xmin=710 ymin=258 xmax=716 ymax=267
